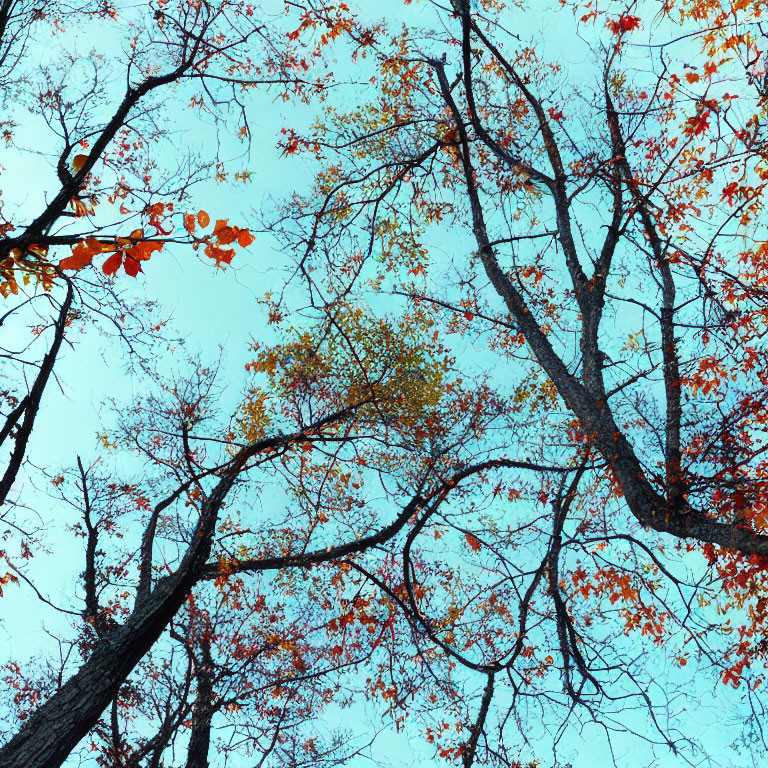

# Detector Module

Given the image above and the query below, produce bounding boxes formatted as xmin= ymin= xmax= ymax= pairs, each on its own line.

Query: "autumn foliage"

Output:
xmin=2 ymin=0 xmax=768 ymax=767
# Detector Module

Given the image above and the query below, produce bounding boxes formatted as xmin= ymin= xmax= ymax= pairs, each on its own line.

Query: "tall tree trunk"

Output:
xmin=185 ymin=639 xmax=214 ymax=768
xmin=0 ymin=427 xmax=420 ymax=768
xmin=0 ymin=428 xmax=274 ymax=768
xmin=0 ymin=481 xmax=221 ymax=768
xmin=0 ymin=566 xmax=196 ymax=768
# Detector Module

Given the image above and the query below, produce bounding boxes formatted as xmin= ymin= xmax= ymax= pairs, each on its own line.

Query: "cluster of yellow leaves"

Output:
xmin=0 ymin=244 xmax=55 ymax=297
xmin=236 ymin=387 xmax=272 ymax=442
xmin=240 ymin=305 xmax=449 ymax=441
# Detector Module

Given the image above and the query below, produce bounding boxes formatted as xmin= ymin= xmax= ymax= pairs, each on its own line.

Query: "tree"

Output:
xmin=2 ymin=0 xmax=768 ymax=767
xmin=251 ymin=0 xmax=768 ymax=760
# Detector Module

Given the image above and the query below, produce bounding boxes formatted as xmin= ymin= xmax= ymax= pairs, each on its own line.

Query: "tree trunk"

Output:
xmin=0 ymin=549 xmax=200 ymax=768
xmin=185 ymin=654 xmax=213 ymax=768
xmin=0 ymin=443 xmax=245 ymax=768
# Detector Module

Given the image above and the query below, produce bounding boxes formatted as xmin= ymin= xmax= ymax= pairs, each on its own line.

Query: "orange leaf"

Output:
xmin=465 ymin=533 xmax=482 ymax=552
xmin=237 ymin=229 xmax=255 ymax=248
xmin=102 ymin=252 xmax=123 ymax=276
xmin=216 ymin=226 xmax=237 ymax=245
xmin=84 ymin=237 xmax=110 ymax=254
xmin=198 ymin=210 xmax=210 ymax=228
xmin=204 ymin=243 xmax=236 ymax=265
xmin=127 ymin=240 xmax=163 ymax=261
xmin=27 ymin=243 xmax=48 ymax=257
xmin=116 ymin=229 xmax=145 ymax=247
xmin=59 ymin=238 xmax=110 ymax=271
xmin=59 ymin=250 xmax=95 ymax=271
xmin=72 ymin=154 xmax=89 ymax=171
xmin=71 ymin=199 xmax=90 ymax=218
xmin=146 ymin=202 xmax=172 ymax=235
xmin=183 ymin=213 xmax=196 ymax=234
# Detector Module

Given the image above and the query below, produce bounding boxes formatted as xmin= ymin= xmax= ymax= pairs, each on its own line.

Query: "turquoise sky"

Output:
xmin=0 ymin=1 xmax=764 ymax=767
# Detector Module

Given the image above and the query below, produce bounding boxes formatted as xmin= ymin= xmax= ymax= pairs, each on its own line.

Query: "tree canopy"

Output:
xmin=1 ymin=0 xmax=768 ymax=766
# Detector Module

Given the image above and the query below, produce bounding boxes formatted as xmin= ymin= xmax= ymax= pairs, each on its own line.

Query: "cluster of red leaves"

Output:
xmin=684 ymin=109 xmax=711 ymax=136
xmin=59 ymin=232 xmax=163 ymax=277
xmin=277 ymin=127 xmax=325 ymax=158
xmin=279 ymin=127 xmax=303 ymax=156
xmin=605 ymin=14 xmax=641 ymax=35
xmin=571 ymin=565 xmax=668 ymax=642
xmin=701 ymin=545 xmax=768 ymax=688
xmin=285 ymin=3 xmax=356 ymax=55
xmin=184 ymin=210 xmax=255 ymax=265
xmin=58 ymin=207 xmax=256 ymax=277
xmin=2 ymin=661 xmax=48 ymax=720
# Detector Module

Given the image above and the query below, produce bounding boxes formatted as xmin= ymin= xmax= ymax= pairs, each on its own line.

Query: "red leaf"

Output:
xmin=465 ymin=533 xmax=481 ymax=552
xmin=684 ymin=111 xmax=710 ymax=136
xmin=548 ymin=107 xmax=564 ymax=122
xmin=721 ymin=182 xmax=739 ymax=204
xmin=606 ymin=14 xmax=640 ymax=34
xmin=123 ymin=256 xmax=142 ymax=277
xmin=102 ymin=252 xmax=123 ymax=276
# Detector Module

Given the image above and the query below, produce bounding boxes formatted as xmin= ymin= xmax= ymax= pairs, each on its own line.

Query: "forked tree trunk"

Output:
xmin=0 ymin=425 xmax=414 ymax=768
xmin=0 ymin=439 xmax=246 ymax=768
